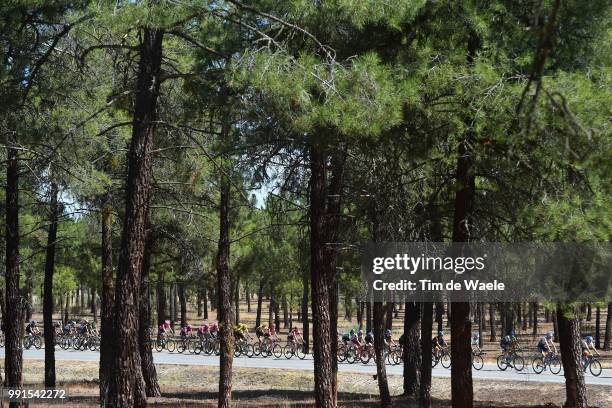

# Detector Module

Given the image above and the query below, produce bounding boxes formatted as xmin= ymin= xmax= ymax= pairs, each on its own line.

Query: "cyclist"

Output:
xmin=432 ymin=330 xmax=446 ymax=358
xmin=341 ymin=330 xmax=351 ymax=345
xmin=471 ymin=332 xmax=481 ymax=354
xmin=209 ymin=321 xmax=219 ymax=338
xmin=255 ymin=323 xmax=267 ymax=340
xmin=25 ymin=320 xmax=40 ymax=337
xmin=265 ymin=323 xmax=278 ymax=349
xmin=350 ymin=329 xmax=362 ymax=349
xmin=384 ymin=329 xmax=397 ymax=348
xmin=197 ymin=322 xmax=209 ymax=339
xmin=180 ymin=324 xmax=193 ymax=339
xmin=581 ymin=335 xmax=598 ymax=371
xmin=288 ymin=327 xmax=303 ymax=346
xmin=234 ymin=322 xmax=250 ymax=342
xmin=537 ymin=331 xmax=557 ymax=360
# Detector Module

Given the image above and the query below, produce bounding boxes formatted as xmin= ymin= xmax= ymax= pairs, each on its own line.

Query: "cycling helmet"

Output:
xmin=368 ymin=331 xmax=374 ymax=337
xmin=585 ymin=335 xmax=593 ymax=344
xmin=438 ymin=331 xmax=444 ymax=336
xmin=30 ymin=320 xmax=36 ymax=325
xmin=385 ymin=329 xmax=392 ymax=336
xmin=472 ymin=332 xmax=479 ymax=339
xmin=357 ymin=330 xmax=363 ymax=336
xmin=187 ymin=324 xmax=192 ymax=329
xmin=349 ymin=329 xmax=355 ymax=335
xmin=546 ymin=331 xmax=553 ymax=339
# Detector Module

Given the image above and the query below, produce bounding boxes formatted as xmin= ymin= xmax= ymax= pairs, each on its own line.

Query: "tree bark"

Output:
xmin=448 ymin=28 xmax=480 ymax=408
xmin=5 ymin=136 xmax=24 ymax=394
xmin=43 ymin=181 xmax=60 ymax=388
xmin=309 ymin=141 xmax=345 ymax=408
xmin=557 ymin=304 xmax=587 ymax=408
xmin=156 ymin=269 xmax=166 ymax=325
xmin=435 ymin=302 xmax=444 ymax=333
xmin=91 ymin=288 xmax=97 ymax=323
xmin=533 ymin=302 xmax=538 ymax=337
xmin=373 ymin=302 xmax=391 ymax=407
xmin=106 ymin=26 xmax=163 ymax=408
xmin=595 ymin=306 xmax=601 ymax=349
xmin=234 ymin=276 xmax=240 ymax=324
xmin=140 ymin=232 xmax=161 ymax=397
xmin=419 ymin=302 xmax=433 ymax=408
xmin=403 ymin=301 xmax=420 ymax=397
xmin=302 ymin=268 xmax=310 ymax=353
xmin=217 ymin=174 xmax=235 ymax=408
xmin=203 ymin=288 xmax=209 ymax=320
xmin=255 ymin=279 xmax=264 ymax=327
xmin=179 ymin=283 xmax=187 ymax=327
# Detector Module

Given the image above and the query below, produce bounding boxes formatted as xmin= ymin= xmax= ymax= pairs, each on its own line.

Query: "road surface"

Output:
xmin=1 ymin=348 xmax=611 ymax=386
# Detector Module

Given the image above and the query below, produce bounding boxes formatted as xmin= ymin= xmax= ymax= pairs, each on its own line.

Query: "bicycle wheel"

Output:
xmin=284 ymin=346 xmax=293 ymax=359
xmin=392 ymin=350 xmax=402 ymax=365
xmin=360 ymin=349 xmax=371 ymax=364
xmin=441 ymin=353 xmax=451 ymax=369
xmin=549 ymin=356 xmax=561 ymax=374
xmin=497 ymin=355 xmax=508 ymax=371
xmin=472 ymin=354 xmax=484 ymax=371
xmin=155 ymin=340 xmax=164 ymax=352
xmin=246 ymin=344 xmax=255 ymax=358
xmin=513 ymin=356 xmax=525 ymax=372
xmin=34 ymin=336 xmax=43 ymax=349
xmin=337 ymin=344 xmax=347 ymax=363
xmin=176 ymin=340 xmax=186 ymax=354
xmin=589 ymin=359 xmax=602 ymax=377
xmin=432 ymin=355 xmax=439 ymax=368
xmin=272 ymin=344 xmax=284 ymax=358
xmin=296 ymin=343 xmax=306 ymax=360
xmin=166 ymin=339 xmax=176 ymax=352
xmin=24 ymin=337 xmax=32 ymax=350
xmin=346 ymin=347 xmax=357 ymax=364
xmin=532 ymin=357 xmax=544 ymax=374
xmin=253 ymin=343 xmax=261 ymax=356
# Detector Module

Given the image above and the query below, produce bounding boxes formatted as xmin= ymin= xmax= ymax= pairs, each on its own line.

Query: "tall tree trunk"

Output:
xmin=245 ymin=283 xmax=251 ymax=313
xmin=283 ymin=296 xmax=289 ymax=328
xmin=203 ymin=288 xmax=208 ymax=320
xmin=156 ymin=270 xmax=166 ymax=325
xmin=274 ymin=298 xmax=281 ymax=331
xmin=25 ymin=269 xmax=33 ymax=321
xmin=419 ymin=302 xmax=434 ymax=408
xmin=91 ymin=288 xmax=98 ymax=323
xmin=594 ymin=306 xmax=601 ymax=349
xmin=553 ymin=310 xmax=559 ymax=342
xmin=106 ymin=27 xmax=163 ymax=408
xmin=268 ymin=287 xmax=274 ymax=328
xmin=435 ymin=301 xmax=444 ymax=333
xmin=448 ymin=28 xmax=480 ymax=408
xmin=385 ymin=301 xmax=393 ymax=331
xmin=179 ymin=283 xmax=187 ymax=327
xmin=217 ymin=175 xmax=235 ymax=408
xmin=64 ymin=293 xmax=69 ymax=324
xmin=140 ymin=232 xmax=161 ymax=397
xmin=403 ymin=301 xmax=420 ymax=396
xmin=365 ymin=300 xmax=372 ymax=333
xmin=533 ymin=302 xmax=538 ymax=337
xmin=557 ymin=304 xmax=587 ymax=408
xmin=234 ymin=276 xmax=240 ymax=324
xmin=373 ymin=302 xmax=391 ymax=407
xmin=255 ymin=279 xmax=264 ymax=327
xmin=302 ymin=269 xmax=309 ymax=353
xmin=43 ymin=181 xmax=60 ymax=388
xmin=5 ymin=137 xmax=23 ymax=394
xmin=309 ymin=142 xmax=345 ymax=408
xmin=603 ymin=303 xmax=611 ymax=351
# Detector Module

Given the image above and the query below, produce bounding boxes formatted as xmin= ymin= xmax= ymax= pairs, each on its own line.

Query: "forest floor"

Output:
xmin=3 ymin=360 xmax=611 ymax=407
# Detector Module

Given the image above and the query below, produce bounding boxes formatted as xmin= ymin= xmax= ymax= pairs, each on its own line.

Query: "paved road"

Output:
xmin=2 ymin=348 xmax=611 ymax=386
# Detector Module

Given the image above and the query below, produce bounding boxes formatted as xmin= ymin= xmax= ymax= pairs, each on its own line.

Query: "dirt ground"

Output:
xmin=3 ymin=360 xmax=610 ymax=407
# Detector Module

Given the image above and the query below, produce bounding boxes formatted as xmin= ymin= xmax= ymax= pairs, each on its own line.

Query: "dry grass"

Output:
xmin=2 ymin=359 xmax=609 ymax=407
